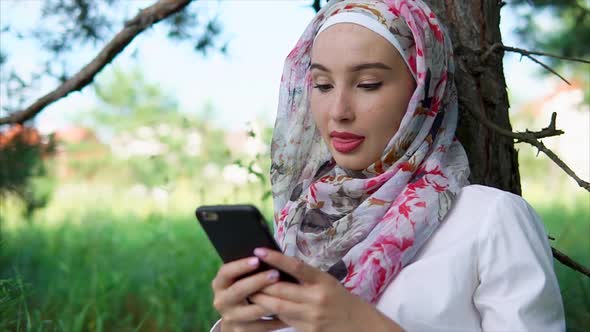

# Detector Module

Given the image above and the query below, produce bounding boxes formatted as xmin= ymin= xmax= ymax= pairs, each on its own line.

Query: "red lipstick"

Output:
xmin=330 ymin=131 xmax=365 ymax=153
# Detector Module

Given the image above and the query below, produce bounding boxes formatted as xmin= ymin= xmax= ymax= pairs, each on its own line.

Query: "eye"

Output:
xmin=313 ymin=84 xmax=333 ymax=93
xmin=358 ymin=82 xmax=383 ymax=91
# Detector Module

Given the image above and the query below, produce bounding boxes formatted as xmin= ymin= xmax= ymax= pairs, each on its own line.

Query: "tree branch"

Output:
xmin=482 ymin=43 xmax=590 ymax=64
xmin=0 ymin=0 xmax=192 ymax=126
xmin=481 ymin=43 xmax=590 ymax=86
xmin=457 ymin=42 xmax=590 ymax=279
xmin=523 ymin=54 xmax=571 ymax=86
xmin=461 ymin=54 xmax=589 ymax=191
xmin=468 ymin=106 xmax=590 ymax=192
xmin=552 ymin=246 xmax=590 ymax=278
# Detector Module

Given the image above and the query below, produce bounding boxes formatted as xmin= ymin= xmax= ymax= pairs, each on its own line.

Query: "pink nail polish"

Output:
xmin=254 ymin=248 xmax=267 ymax=257
xmin=248 ymin=257 xmax=259 ymax=266
xmin=267 ymin=270 xmax=279 ymax=280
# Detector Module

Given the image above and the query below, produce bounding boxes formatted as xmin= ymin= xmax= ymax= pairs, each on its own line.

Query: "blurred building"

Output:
xmin=53 ymin=127 xmax=107 ymax=179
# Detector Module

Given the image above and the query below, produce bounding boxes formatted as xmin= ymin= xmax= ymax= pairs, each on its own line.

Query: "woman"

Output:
xmin=209 ymin=0 xmax=565 ymax=331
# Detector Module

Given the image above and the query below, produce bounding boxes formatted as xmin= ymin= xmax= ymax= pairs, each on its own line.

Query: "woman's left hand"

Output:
xmin=249 ymin=248 xmax=403 ymax=332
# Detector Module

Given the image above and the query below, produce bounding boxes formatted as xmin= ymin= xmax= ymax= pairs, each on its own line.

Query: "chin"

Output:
xmin=333 ymin=154 xmax=371 ymax=171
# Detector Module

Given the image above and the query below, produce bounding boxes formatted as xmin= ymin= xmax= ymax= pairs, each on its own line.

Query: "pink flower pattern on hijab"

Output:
xmin=271 ymin=0 xmax=470 ymax=304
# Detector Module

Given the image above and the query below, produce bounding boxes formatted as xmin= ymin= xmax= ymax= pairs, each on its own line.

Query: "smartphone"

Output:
xmin=195 ymin=204 xmax=298 ymax=284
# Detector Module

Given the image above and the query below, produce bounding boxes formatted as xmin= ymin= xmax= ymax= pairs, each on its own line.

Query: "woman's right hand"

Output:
xmin=212 ymin=256 xmax=289 ymax=332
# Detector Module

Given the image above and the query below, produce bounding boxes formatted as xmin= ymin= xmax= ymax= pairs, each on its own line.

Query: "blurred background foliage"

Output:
xmin=0 ymin=0 xmax=226 ymax=115
xmin=0 ymin=0 xmax=588 ymax=331
xmin=511 ymin=0 xmax=589 ymax=61
xmin=510 ymin=0 xmax=590 ymax=102
xmin=1 ymin=68 xmax=274 ymax=331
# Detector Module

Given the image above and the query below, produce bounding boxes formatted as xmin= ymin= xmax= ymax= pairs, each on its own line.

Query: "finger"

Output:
xmin=217 ymin=269 xmax=281 ymax=307
xmin=236 ymin=318 xmax=288 ymax=332
xmin=224 ymin=303 xmax=276 ymax=322
xmin=254 ymin=248 xmax=320 ymax=284
xmin=259 ymin=282 xmax=311 ymax=303
xmin=250 ymin=293 xmax=307 ymax=321
xmin=212 ymin=256 xmax=261 ymax=291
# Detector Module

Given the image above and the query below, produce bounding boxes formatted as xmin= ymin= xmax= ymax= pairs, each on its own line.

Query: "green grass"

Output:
xmin=535 ymin=199 xmax=590 ymax=332
xmin=0 ymin=191 xmax=588 ymax=331
xmin=0 ymin=212 xmax=221 ymax=332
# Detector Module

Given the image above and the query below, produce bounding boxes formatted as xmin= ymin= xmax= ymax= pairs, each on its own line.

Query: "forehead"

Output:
xmin=311 ymin=23 xmax=398 ymax=64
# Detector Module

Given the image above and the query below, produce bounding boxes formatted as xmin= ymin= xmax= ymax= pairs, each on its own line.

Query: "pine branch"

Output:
xmin=552 ymin=246 xmax=590 ymax=278
xmin=524 ymin=54 xmax=571 ymax=85
xmin=459 ymin=42 xmax=590 ymax=280
xmin=482 ymin=43 xmax=590 ymax=64
xmin=468 ymin=107 xmax=590 ymax=192
xmin=548 ymin=234 xmax=590 ymax=278
xmin=481 ymin=43 xmax=590 ymax=86
xmin=0 ymin=0 xmax=192 ymax=126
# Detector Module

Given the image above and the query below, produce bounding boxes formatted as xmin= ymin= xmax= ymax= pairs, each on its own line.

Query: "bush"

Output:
xmin=0 ymin=125 xmax=55 ymax=219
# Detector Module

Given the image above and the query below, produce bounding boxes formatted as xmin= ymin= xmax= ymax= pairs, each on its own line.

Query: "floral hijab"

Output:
xmin=270 ymin=0 xmax=470 ymax=303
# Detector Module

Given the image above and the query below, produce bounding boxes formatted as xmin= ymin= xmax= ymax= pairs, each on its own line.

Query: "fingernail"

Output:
xmin=248 ymin=257 xmax=259 ymax=266
xmin=267 ymin=269 xmax=279 ymax=280
xmin=254 ymin=248 xmax=267 ymax=257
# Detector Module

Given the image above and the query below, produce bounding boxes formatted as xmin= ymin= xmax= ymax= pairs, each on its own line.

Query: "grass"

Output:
xmin=0 ymin=212 xmax=221 ymax=332
xmin=0 ymin=185 xmax=588 ymax=331
xmin=535 ymin=198 xmax=590 ymax=331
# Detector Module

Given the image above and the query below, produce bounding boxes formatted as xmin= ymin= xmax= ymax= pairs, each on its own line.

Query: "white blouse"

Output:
xmin=210 ymin=185 xmax=565 ymax=331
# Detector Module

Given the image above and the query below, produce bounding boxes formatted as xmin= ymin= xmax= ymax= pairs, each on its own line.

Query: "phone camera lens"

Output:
xmin=202 ymin=212 xmax=219 ymax=221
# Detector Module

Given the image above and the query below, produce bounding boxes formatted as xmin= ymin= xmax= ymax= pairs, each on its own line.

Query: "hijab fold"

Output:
xmin=270 ymin=0 xmax=470 ymax=303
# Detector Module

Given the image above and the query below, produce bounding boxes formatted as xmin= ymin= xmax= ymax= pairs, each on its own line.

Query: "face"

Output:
xmin=310 ymin=23 xmax=415 ymax=171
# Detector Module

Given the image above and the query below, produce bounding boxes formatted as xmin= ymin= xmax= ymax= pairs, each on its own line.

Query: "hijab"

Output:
xmin=270 ymin=0 xmax=470 ymax=303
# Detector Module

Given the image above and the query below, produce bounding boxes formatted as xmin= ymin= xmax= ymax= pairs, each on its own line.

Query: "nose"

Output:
xmin=329 ymin=88 xmax=355 ymax=123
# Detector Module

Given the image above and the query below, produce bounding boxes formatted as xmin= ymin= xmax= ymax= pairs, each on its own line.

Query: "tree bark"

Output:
xmin=425 ymin=0 xmax=522 ymax=194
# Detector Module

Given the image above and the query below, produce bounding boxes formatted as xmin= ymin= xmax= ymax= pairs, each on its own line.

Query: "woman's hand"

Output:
xmin=249 ymin=248 xmax=404 ymax=332
xmin=211 ymin=256 xmax=289 ymax=332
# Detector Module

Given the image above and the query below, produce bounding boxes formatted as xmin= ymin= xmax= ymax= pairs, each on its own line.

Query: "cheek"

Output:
xmin=310 ymin=95 xmax=329 ymax=134
xmin=384 ymin=86 xmax=413 ymax=127
xmin=363 ymin=95 xmax=409 ymax=146
xmin=369 ymin=97 xmax=406 ymax=130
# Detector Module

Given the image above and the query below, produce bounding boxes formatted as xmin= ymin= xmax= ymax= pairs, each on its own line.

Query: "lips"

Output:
xmin=330 ymin=131 xmax=365 ymax=153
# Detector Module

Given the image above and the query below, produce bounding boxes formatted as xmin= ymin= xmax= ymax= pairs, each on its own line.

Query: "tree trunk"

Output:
xmin=425 ymin=0 xmax=522 ymax=195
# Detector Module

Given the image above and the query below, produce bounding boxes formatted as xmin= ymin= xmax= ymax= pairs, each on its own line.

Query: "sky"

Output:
xmin=0 ymin=0 xmax=561 ymax=133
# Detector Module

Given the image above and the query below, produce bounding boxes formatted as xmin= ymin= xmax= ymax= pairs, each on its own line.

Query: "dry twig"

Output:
xmin=466 ymin=44 xmax=590 ymax=277
xmin=469 ymin=108 xmax=590 ymax=192
xmin=482 ymin=43 xmax=590 ymax=64
xmin=481 ymin=43 xmax=590 ymax=86
xmin=552 ymin=246 xmax=590 ymax=278
xmin=466 ymin=101 xmax=590 ymax=278
xmin=0 ymin=0 xmax=192 ymax=125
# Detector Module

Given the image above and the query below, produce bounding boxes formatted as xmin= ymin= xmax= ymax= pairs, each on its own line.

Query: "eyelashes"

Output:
xmin=358 ymin=82 xmax=382 ymax=90
xmin=312 ymin=82 xmax=383 ymax=92
xmin=313 ymin=84 xmax=333 ymax=92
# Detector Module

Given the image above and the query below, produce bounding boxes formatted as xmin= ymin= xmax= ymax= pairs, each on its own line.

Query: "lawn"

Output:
xmin=0 ymin=188 xmax=588 ymax=331
xmin=1 ymin=212 xmax=220 ymax=331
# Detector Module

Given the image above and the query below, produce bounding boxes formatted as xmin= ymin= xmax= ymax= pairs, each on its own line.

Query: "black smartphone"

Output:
xmin=195 ymin=204 xmax=298 ymax=284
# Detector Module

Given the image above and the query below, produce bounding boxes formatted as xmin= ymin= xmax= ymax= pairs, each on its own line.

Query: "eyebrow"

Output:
xmin=310 ymin=62 xmax=393 ymax=72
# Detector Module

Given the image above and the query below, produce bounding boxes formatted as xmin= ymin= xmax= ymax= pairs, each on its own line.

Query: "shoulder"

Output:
xmin=453 ymin=184 xmax=542 ymax=230
xmin=447 ymin=184 xmax=550 ymax=254
xmin=454 ymin=185 xmax=556 ymax=285
xmin=409 ymin=185 xmax=539 ymax=260
xmin=415 ymin=185 xmax=535 ymax=251
xmin=406 ymin=184 xmax=550 ymax=265
xmin=459 ymin=187 xmax=565 ymax=331
xmin=454 ymin=184 xmax=529 ymax=209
